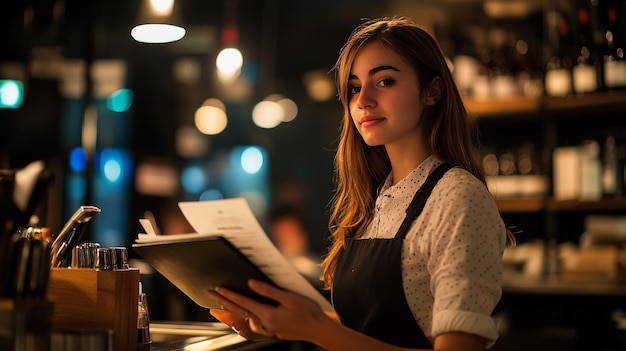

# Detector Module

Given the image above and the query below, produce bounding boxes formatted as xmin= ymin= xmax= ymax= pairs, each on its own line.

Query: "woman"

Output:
xmin=209 ymin=16 xmax=511 ymax=350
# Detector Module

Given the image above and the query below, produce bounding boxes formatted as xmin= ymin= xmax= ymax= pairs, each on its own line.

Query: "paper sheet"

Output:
xmin=136 ymin=197 xmax=333 ymax=312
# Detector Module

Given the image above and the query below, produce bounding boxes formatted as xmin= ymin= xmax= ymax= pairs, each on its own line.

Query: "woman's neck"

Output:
xmin=386 ymin=145 xmax=431 ymax=185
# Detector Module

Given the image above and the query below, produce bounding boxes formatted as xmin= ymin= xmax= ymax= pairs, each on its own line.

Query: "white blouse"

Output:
xmin=359 ymin=155 xmax=506 ymax=347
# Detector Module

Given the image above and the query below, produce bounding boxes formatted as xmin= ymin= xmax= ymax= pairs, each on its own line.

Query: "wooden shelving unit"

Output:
xmin=494 ymin=196 xmax=626 ymax=212
xmin=464 ymin=90 xmax=626 ymax=119
xmin=471 ymin=91 xmax=626 ymax=297
xmin=465 ymin=96 xmax=541 ymax=118
xmin=495 ymin=197 xmax=546 ymax=212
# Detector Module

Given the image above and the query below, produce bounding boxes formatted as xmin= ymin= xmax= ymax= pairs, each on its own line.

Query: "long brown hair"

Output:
xmin=321 ymin=17 xmax=512 ymax=289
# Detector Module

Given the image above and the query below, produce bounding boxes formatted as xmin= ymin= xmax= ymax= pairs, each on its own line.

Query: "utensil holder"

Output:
xmin=46 ymin=268 xmax=140 ymax=351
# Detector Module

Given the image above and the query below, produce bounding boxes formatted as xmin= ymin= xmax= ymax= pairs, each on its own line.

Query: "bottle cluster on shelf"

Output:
xmin=553 ymin=135 xmax=626 ymax=201
xmin=545 ymin=0 xmax=626 ymax=97
xmin=451 ymin=0 xmax=626 ymax=100
xmin=482 ymin=140 xmax=550 ymax=198
xmin=481 ymin=134 xmax=626 ymax=200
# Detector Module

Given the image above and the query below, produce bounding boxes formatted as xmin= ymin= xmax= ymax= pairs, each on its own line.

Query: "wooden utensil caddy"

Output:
xmin=46 ymin=268 xmax=140 ymax=351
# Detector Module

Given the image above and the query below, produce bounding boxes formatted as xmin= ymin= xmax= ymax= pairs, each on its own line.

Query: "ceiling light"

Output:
xmin=131 ymin=0 xmax=185 ymax=44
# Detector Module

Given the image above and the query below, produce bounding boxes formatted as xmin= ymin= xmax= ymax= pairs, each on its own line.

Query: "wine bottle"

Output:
xmin=573 ymin=0 xmax=600 ymax=93
xmin=602 ymin=0 xmax=626 ymax=90
xmin=545 ymin=9 xmax=574 ymax=97
xmin=602 ymin=135 xmax=625 ymax=197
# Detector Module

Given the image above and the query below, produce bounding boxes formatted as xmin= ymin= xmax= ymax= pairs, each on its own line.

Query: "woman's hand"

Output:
xmin=209 ymin=308 xmax=267 ymax=340
xmin=208 ymin=279 xmax=332 ymax=342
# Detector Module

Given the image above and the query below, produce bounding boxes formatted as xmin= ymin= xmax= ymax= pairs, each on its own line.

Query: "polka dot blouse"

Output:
xmin=359 ymin=155 xmax=506 ymax=347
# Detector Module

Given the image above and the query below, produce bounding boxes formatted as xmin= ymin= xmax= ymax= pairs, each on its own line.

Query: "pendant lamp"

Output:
xmin=131 ymin=0 xmax=186 ymax=44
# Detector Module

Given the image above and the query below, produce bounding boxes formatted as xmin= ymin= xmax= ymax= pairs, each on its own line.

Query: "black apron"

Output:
xmin=332 ymin=163 xmax=453 ymax=348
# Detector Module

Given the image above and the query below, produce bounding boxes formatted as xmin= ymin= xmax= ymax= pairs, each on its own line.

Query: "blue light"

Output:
xmin=91 ymin=148 xmax=133 ymax=248
xmin=68 ymin=147 xmax=87 ymax=172
xmin=97 ymin=149 xmax=130 ymax=184
xmin=0 ymin=80 xmax=24 ymax=108
xmin=199 ymin=188 xmax=224 ymax=201
xmin=181 ymin=166 xmax=207 ymax=193
xmin=240 ymin=146 xmax=264 ymax=174
xmin=106 ymin=89 xmax=133 ymax=112
xmin=104 ymin=159 xmax=122 ymax=182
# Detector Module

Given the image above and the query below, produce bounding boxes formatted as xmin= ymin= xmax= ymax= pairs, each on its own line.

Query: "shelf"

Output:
xmin=543 ymin=91 xmax=626 ymax=112
xmin=465 ymin=96 xmax=541 ymax=119
xmin=495 ymin=197 xmax=546 ymax=212
xmin=547 ymin=197 xmax=626 ymax=211
xmin=495 ymin=196 xmax=626 ymax=212
xmin=465 ymin=91 xmax=626 ymax=119
xmin=503 ymin=274 xmax=626 ymax=296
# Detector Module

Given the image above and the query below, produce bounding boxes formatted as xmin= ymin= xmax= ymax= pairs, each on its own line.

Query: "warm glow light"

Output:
xmin=483 ymin=0 xmax=534 ymax=18
xmin=202 ymin=98 xmax=225 ymax=111
xmin=82 ymin=105 xmax=97 ymax=157
xmin=216 ymin=48 xmax=243 ymax=82
xmin=195 ymin=106 xmax=227 ymax=135
xmin=252 ymin=100 xmax=282 ymax=129
xmin=176 ymin=125 xmax=210 ymax=158
xmin=135 ymin=162 xmax=179 ymax=196
xmin=92 ymin=60 xmax=127 ymax=98
xmin=303 ymin=70 xmax=336 ymax=102
xmin=277 ymin=98 xmax=298 ymax=122
xmin=59 ymin=60 xmax=86 ymax=98
xmin=173 ymin=58 xmax=201 ymax=84
xmin=253 ymin=94 xmax=298 ymax=126
xmin=150 ymin=0 xmax=173 ymax=15
xmin=131 ymin=24 xmax=186 ymax=43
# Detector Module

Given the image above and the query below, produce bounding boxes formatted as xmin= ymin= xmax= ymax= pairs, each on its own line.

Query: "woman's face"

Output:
xmin=348 ymin=41 xmax=428 ymax=149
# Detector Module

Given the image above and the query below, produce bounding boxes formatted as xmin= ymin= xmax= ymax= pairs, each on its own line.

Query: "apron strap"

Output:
xmin=395 ymin=163 xmax=453 ymax=240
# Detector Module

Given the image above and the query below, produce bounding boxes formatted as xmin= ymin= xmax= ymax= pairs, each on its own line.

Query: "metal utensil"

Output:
xmin=50 ymin=206 xmax=101 ymax=267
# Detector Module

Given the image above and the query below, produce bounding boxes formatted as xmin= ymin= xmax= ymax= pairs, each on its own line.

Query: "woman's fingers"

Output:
xmin=208 ymin=289 xmax=251 ymax=321
xmin=209 ymin=308 xmax=232 ymax=323
xmin=209 ymin=309 xmax=240 ymax=333
xmin=211 ymin=285 xmax=280 ymax=337
xmin=209 ymin=289 xmax=272 ymax=339
xmin=210 ymin=281 xmax=322 ymax=341
xmin=210 ymin=307 xmax=268 ymax=339
xmin=248 ymin=316 xmax=274 ymax=337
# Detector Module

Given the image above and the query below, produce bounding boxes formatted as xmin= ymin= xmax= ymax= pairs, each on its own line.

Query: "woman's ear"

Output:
xmin=424 ymin=77 xmax=442 ymax=106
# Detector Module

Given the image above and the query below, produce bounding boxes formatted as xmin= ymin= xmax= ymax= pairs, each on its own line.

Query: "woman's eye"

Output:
xmin=378 ymin=78 xmax=395 ymax=87
xmin=348 ymin=86 xmax=361 ymax=95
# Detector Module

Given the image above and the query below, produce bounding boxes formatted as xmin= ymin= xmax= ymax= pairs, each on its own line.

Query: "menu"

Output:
xmin=133 ymin=197 xmax=333 ymax=312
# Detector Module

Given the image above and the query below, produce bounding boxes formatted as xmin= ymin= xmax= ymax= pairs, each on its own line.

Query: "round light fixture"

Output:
xmin=131 ymin=23 xmax=186 ymax=43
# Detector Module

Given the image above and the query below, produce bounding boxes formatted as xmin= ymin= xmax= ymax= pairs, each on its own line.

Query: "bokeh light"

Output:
xmin=216 ymin=48 xmax=243 ymax=82
xmin=240 ymin=146 xmax=264 ymax=174
xmin=97 ymin=149 xmax=131 ymax=184
xmin=199 ymin=188 xmax=224 ymax=201
xmin=252 ymin=100 xmax=282 ymax=128
xmin=106 ymin=89 xmax=133 ymax=112
xmin=181 ymin=165 xmax=207 ymax=193
xmin=0 ymin=80 xmax=24 ymax=108
xmin=69 ymin=147 xmax=88 ymax=172
xmin=195 ymin=99 xmax=227 ymax=135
